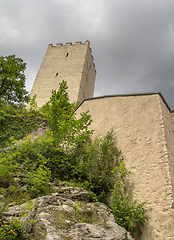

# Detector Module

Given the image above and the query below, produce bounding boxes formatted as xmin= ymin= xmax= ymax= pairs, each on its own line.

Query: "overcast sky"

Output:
xmin=1 ymin=0 xmax=174 ymax=110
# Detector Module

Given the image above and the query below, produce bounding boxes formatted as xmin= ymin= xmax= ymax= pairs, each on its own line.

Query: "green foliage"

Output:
xmin=5 ymin=185 xmax=30 ymax=205
xmin=0 ymin=218 xmax=24 ymax=240
xmin=79 ymin=130 xmax=123 ymax=203
xmin=42 ymin=80 xmax=73 ymax=132
xmin=0 ymin=55 xmax=29 ymax=105
xmin=0 ymin=80 xmax=149 ymax=237
xmin=0 ymin=198 xmax=9 ymax=225
xmin=25 ymin=164 xmax=53 ymax=198
xmin=0 ymin=152 xmax=18 ymax=189
xmin=0 ymin=201 xmax=36 ymax=240
xmin=110 ymin=161 xmax=148 ymax=236
xmin=0 ymin=138 xmax=53 ymax=203
xmin=0 ymin=60 xmax=44 ymax=148
xmin=0 ymin=97 xmax=44 ymax=148
xmin=28 ymin=94 xmax=38 ymax=112
xmin=0 ymin=161 xmax=15 ymax=188
xmin=42 ymin=80 xmax=93 ymax=150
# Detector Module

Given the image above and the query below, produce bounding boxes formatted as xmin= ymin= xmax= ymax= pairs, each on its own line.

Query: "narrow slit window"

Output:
xmin=56 ymin=73 xmax=58 ymax=76
xmin=66 ymin=53 xmax=69 ymax=57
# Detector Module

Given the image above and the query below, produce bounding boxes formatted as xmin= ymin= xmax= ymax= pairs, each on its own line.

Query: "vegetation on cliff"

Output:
xmin=0 ymin=56 xmax=148 ymax=238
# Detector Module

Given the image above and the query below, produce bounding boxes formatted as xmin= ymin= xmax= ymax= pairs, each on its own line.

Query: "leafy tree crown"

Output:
xmin=0 ymin=55 xmax=29 ymax=105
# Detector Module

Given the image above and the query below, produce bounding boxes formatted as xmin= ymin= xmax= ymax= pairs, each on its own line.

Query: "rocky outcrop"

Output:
xmin=2 ymin=187 xmax=134 ymax=240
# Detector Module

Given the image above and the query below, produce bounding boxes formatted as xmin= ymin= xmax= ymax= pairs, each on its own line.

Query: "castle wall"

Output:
xmin=171 ymin=111 xmax=174 ymax=133
xmin=29 ymin=41 xmax=96 ymax=107
xmin=76 ymin=93 xmax=174 ymax=240
xmin=160 ymin=99 xmax=174 ymax=199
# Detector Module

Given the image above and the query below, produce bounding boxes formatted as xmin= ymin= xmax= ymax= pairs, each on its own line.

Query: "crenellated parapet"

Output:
xmin=48 ymin=40 xmax=90 ymax=47
xmin=48 ymin=40 xmax=96 ymax=72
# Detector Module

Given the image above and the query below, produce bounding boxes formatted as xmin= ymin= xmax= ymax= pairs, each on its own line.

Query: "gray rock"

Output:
xmin=2 ymin=187 xmax=134 ymax=240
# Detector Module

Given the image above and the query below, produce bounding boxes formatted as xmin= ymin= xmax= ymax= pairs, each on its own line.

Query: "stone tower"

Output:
xmin=30 ymin=40 xmax=96 ymax=107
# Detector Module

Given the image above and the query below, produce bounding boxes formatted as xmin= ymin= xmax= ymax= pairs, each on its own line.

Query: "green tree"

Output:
xmin=41 ymin=80 xmax=93 ymax=148
xmin=0 ymin=55 xmax=29 ymax=105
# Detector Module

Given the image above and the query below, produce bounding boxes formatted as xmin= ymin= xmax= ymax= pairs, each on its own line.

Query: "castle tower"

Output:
xmin=30 ymin=40 xmax=96 ymax=107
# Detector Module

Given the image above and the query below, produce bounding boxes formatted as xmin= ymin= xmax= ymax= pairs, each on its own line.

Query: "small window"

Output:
xmin=56 ymin=73 xmax=58 ymax=76
xmin=66 ymin=53 xmax=69 ymax=57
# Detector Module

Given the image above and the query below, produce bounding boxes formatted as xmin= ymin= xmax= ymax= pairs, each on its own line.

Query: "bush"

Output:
xmin=77 ymin=130 xmax=123 ymax=204
xmin=0 ymin=218 xmax=24 ymax=240
xmin=0 ymin=155 xmax=17 ymax=188
xmin=0 ymin=198 xmax=9 ymax=225
xmin=0 ymin=98 xmax=44 ymax=149
xmin=25 ymin=164 xmax=53 ymax=198
xmin=110 ymin=161 xmax=148 ymax=236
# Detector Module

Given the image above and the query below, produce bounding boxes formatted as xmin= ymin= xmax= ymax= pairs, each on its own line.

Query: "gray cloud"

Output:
xmin=1 ymin=0 xmax=174 ymax=109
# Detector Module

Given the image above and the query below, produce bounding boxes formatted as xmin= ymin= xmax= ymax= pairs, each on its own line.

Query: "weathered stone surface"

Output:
xmin=2 ymin=187 xmax=134 ymax=240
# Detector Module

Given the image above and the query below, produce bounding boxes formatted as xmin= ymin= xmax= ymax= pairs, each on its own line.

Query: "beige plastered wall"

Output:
xmin=78 ymin=43 xmax=96 ymax=102
xmin=29 ymin=41 xmax=96 ymax=107
xmin=76 ymin=93 xmax=174 ymax=240
xmin=171 ymin=111 xmax=174 ymax=133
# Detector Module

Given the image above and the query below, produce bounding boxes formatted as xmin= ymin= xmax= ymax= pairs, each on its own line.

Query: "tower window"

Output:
xmin=56 ymin=73 xmax=58 ymax=76
xmin=66 ymin=53 xmax=69 ymax=57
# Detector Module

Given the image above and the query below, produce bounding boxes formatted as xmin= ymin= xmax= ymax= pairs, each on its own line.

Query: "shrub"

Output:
xmin=0 ymin=218 xmax=24 ymax=240
xmin=77 ymin=130 xmax=123 ymax=204
xmin=0 ymin=198 xmax=9 ymax=225
xmin=0 ymin=155 xmax=17 ymax=188
xmin=110 ymin=161 xmax=148 ymax=236
xmin=25 ymin=164 xmax=53 ymax=199
xmin=0 ymin=98 xmax=44 ymax=149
